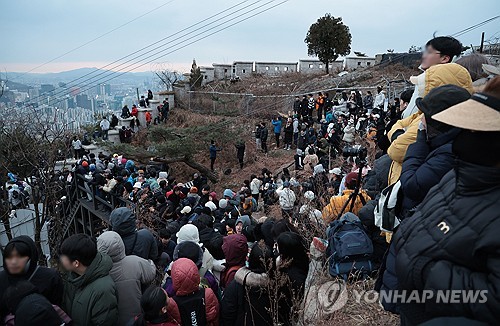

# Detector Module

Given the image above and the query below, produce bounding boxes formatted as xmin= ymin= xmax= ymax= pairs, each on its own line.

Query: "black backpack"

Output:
xmin=173 ymin=288 xmax=207 ymax=326
xmin=327 ymin=213 xmax=374 ymax=280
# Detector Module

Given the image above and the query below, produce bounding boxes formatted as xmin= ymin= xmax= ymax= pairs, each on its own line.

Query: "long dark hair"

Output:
xmin=277 ymin=232 xmax=309 ymax=272
xmin=134 ymin=286 xmax=168 ymax=325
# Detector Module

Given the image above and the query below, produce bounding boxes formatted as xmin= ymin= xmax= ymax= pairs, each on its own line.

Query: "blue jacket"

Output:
xmin=399 ymin=128 xmax=460 ymax=217
xmin=209 ymin=144 xmax=220 ymax=159
xmin=272 ymin=119 xmax=282 ymax=134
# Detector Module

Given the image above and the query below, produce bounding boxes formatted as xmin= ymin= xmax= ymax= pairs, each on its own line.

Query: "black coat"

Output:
xmin=221 ymin=268 xmax=273 ymax=326
xmin=0 ymin=236 xmax=63 ymax=319
xmin=260 ymin=127 xmax=269 ymax=142
xmin=399 ymin=128 xmax=459 ymax=218
xmin=109 ymin=207 xmax=159 ymax=261
xmin=392 ymin=160 xmax=500 ymax=324
xmin=235 ymin=143 xmax=245 ymax=160
xmin=284 ymin=124 xmax=293 ymax=143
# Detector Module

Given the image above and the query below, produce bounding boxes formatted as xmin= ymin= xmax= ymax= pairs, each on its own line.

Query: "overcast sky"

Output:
xmin=1 ymin=0 xmax=498 ymax=74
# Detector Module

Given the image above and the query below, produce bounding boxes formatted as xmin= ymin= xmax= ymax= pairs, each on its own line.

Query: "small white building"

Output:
xmin=344 ymin=56 xmax=376 ymax=71
xmin=200 ymin=66 xmax=215 ymax=85
xmin=255 ymin=62 xmax=298 ymax=75
xmin=233 ymin=61 xmax=254 ymax=79
xmin=213 ymin=63 xmax=232 ymax=80
xmin=298 ymin=59 xmax=343 ymax=74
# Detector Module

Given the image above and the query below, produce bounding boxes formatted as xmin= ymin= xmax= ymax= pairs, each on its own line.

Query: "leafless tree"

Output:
xmin=0 ymin=106 xmax=74 ymax=263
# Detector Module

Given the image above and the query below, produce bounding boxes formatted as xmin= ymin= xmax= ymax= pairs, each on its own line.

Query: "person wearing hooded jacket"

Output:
xmin=0 ymin=236 xmax=64 ymax=321
xmin=109 ymin=207 xmax=158 ymax=261
xmin=221 ymin=243 xmax=274 ymax=326
xmin=386 ymin=63 xmax=474 ymax=185
xmin=221 ymin=234 xmax=248 ymax=289
xmin=162 ymin=241 xmax=220 ymax=301
xmin=170 ymin=258 xmax=219 ymax=326
xmin=97 ymin=231 xmax=156 ymax=326
xmin=176 ymin=224 xmax=214 ymax=276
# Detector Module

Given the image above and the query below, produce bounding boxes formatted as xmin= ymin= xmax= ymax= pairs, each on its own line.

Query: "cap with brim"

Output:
xmin=432 ymin=92 xmax=500 ymax=131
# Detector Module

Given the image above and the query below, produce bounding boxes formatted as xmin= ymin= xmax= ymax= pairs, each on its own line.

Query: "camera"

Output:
xmin=342 ymin=145 xmax=367 ymax=160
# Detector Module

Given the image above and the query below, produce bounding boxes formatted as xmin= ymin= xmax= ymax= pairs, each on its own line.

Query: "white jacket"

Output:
xmin=342 ymin=124 xmax=355 ymax=143
xmin=279 ymin=188 xmax=296 ymax=210
xmin=250 ymin=178 xmax=262 ymax=195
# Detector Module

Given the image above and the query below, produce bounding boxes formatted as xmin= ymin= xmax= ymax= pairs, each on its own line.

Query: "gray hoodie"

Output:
xmin=97 ymin=231 xmax=156 ymax=326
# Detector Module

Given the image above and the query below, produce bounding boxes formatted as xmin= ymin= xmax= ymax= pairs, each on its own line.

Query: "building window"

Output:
xmin=284 ymin=67 xmax=289 ymax=71
xmin=266 ymin=66 xmax=269 ymax=70
xmin=309 ymin=64 xmax=314 ymax=68
xmin=242 ymin=69 xmax=246 ymax=73
xmin=319 ymin=64 xmax=323 ymax=69
xmin=358 ymin=62 xmax=362 ymax=66
xmin=224 ymin=69 xmax=228 ymax=73
xmin=367 ymin=62 xmax=371 ymax=66
xmin=232 ymin=68 xmax=236 ymax=73
xmin=204 ymin=75 xmax=208 ymax=79
xmin=275 ymin=66 xmax=279 ymax=71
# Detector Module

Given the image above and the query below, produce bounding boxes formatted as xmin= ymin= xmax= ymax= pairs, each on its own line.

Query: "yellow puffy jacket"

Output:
xmin=322 ymin=189 xmax=371 ymax=224
xmin=387 ymin=112 xmax=422 ymax=185
xmin=386 ymin=63 xmax=474 ymax=185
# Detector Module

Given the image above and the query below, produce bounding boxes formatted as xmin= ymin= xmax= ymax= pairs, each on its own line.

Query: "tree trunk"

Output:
xmin=151 ymin=156 xmax=219 ymax=183
xmin=32 ymin=187 xmax=46 ymax=266
xmin=325 ymin=60 xmax=330 ymax=74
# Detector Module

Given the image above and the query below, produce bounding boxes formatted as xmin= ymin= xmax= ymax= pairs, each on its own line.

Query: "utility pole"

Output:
xmin=479 ymin=32 xmax=485 ymax=53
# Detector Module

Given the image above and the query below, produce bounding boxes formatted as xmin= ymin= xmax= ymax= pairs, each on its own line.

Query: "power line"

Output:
xmin=26 ymin=0 xmax=260 ymax=105
xmin=11 ymin=0 xmax=178 ymax=80
xmin=36 ymin=0 xmax=289 ymax=107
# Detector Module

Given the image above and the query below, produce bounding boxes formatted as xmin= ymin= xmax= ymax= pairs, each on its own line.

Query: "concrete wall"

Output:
xmin=200 ymin=67 xmax=215 ymax=85
xmin=255 ymin=62 xmax=298 ymax=75
xmin=298 ymin=60 xmax=343 ymax=74
xmin=213 ymin=64 xmax=232 ymax=80
xmin=233 ymin=62 xmax=254 ymax=78
xmin=344 ymin=57 xmax=376 ymax=70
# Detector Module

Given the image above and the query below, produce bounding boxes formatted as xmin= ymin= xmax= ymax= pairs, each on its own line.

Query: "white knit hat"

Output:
xmin=205 ymin=201 xmax=217 ymax=212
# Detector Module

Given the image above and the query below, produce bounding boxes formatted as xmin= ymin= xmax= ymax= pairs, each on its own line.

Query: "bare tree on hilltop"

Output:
xmin=305 ymin=14 xmax=352 ymax=74
xmin=0 ymin=107 xmax=74 ymax=264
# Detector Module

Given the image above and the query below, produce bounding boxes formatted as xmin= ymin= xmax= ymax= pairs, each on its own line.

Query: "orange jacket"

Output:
xmin=322 ymin=189 xmax=370 ymax=224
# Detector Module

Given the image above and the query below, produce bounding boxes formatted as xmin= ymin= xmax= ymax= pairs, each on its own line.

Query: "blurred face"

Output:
xmin=5 ymin=249 xmax=29 ymax=274
xmin=235 ymin=222 xmax=243 ymax=234
xmin=421 ymin=45 xmax=449 ymax=70
xmin=202 ymin=189 xmax=209 ymax=195
xmin=60 ymin=255 xmax=78 ymax=273
xmin=399 ymin=99 xmax=408 ymax=112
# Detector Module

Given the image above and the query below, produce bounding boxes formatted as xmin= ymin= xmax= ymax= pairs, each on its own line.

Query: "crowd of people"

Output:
xmin=1 ymin=35 xmax=500 ymax=325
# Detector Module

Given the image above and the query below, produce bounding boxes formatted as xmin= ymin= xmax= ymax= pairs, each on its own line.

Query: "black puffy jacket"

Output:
xmin=0 ymin=236 xmax=63 ymax=319
xmin=399 ymin=128 xmax=460 ymax=218
xmin=393 ymin=160 xmax=500 ymax=325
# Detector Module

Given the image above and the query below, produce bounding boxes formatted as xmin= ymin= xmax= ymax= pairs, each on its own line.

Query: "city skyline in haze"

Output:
xmin=1 ymin=0 xmax=498 ymax=74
